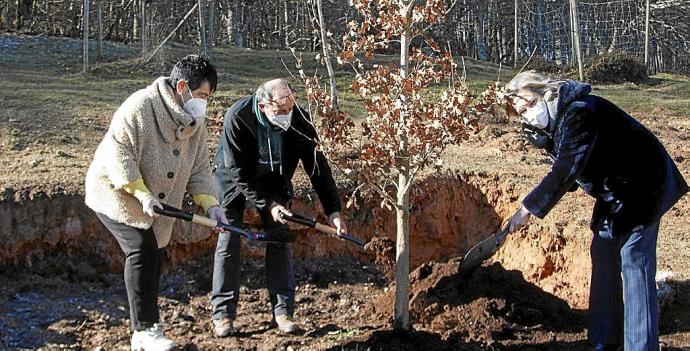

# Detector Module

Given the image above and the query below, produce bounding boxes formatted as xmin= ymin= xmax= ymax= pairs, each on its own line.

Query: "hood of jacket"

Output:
xmin=545 ymin=79 xmax=592 ymax=127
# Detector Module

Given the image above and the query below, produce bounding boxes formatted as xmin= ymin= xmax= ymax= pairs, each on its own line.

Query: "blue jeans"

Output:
xmin=210 ymin=200 xmax=295 ymax=320
xmin=588 ymin=221 xmax=660 ymax=351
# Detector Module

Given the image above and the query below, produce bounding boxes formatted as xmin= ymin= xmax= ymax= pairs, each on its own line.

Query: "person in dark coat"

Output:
xmin=210 ymin=78 xmax=347 ymax=337
xmin=503 ymin=71 xmax=688 ymax=351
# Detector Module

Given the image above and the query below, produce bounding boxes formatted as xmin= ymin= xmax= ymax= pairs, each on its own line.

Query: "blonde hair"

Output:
xmin=502 ymin=71 xmax=564 ymax=118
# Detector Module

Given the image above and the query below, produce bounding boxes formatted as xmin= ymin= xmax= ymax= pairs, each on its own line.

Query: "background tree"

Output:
xmin=1 ymin=0 xmax=688 ymax=74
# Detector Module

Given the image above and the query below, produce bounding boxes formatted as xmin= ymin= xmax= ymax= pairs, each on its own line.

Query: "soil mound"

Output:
xmin=362 ymin=259 xmax=585 ymax=346
xmin=333 ymin=329 xmax=461 ymax=351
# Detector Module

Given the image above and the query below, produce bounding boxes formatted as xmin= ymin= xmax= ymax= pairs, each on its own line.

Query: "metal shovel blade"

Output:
xmin=460 ymin=226 xmax=510 ymax=271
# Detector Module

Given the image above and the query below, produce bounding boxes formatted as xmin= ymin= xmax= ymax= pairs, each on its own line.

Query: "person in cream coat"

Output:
xmin=85 ymin=54 xmax=227 ymax=350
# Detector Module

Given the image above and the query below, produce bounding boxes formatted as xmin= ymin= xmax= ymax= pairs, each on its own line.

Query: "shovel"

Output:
xmin=279 ymin=212 xmax=366 ymax=249
xmin=153 ymin=203 xmax=283 ymax=244
xmin=460 ymin=224 xmax=511 ymax=271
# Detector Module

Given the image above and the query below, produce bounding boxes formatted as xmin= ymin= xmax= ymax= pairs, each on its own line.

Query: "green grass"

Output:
xmin=327 ymin=327 xmax=365 ymax=341
xmin=592 ymin=73 xmax=690 ymax=117
xmin=0 ymin=32 xmax=687 ymax=152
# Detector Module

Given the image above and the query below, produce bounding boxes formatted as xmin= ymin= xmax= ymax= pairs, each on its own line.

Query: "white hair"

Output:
xmin=255 ymin=78 xmax=291 ymax=103
xmin=505 ymin=71 xmax=565 ymax=99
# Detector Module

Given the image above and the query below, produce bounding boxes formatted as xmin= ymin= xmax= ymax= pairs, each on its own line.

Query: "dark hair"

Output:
xmin=168 ymin=54 xmax=217 ymax=93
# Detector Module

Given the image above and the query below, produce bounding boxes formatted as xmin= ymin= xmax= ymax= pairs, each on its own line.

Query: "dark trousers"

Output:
xmin=211 ymin=200 xmax=295 ymax=320
xmin=97 ymin=213 xmax=162 ymax=331
xmin=588 ymin=220 xmax=660 ymax=351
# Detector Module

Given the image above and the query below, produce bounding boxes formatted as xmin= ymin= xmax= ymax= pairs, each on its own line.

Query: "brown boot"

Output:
xmin=212 ymin=318 xmax=233 ymax=338
xmin=274 ymin=314 xmax=301 ymax=334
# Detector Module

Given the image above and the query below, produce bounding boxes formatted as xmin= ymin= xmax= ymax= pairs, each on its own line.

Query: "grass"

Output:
xmin=0 ymin=32 xmax=688 ymax=188
xmin=327 ymin=327 xmax=365 ymax=341
xmin=592 ymin=74 xmax=690 ymax=117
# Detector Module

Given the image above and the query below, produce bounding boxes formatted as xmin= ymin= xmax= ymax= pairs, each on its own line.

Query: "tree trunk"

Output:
xmin=393 ymin=1 xmax=413 ymax=331
xmin=133 ymin=0 xmax=139 ymax=44
xmin=140 ymin=0 xmax=147 ymax=56
xmin=235 ymin=0 xmax=244 ymax=48
xmin=198 ymin=0 xmax=207 ymax=56
xmin=514 ymin=0 xmax=518 ymax=66
xmin=83 ymin=0 xmax=89 ymax=73
xmin=644 ymin=0 xmax=650 ymax=66
xmin=475 ymin=3 xmax=487 ymax=60
xmin=225 ymin=0 xmax=234 ymax=45
xmin=145 ymin=2 xmax=199 ymax=64
xmin=394 ymin=168 xmax=411 ymax=331
xmin=207 ymin=0 xmax=215 ymax=59
xmin=16 ymin=0 xmax=22 ymax=29
xmin=315 ymin=0 xmax=337 ymax=109
xmin=283 ymin=0 xmax=288 ymax=48
xmin=97 ymin=1 xmax=102 ymax=59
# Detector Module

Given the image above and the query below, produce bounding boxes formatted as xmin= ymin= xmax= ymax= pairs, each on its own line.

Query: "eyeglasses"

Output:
xmin=507 ymin=93 xmax=536 ymax=107
xmin=267 ymin=91 xmax=295 ymax=106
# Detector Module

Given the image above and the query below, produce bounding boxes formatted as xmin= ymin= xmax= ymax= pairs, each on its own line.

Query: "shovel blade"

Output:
xmin=460 ymin=234 xmax=499 ymax=271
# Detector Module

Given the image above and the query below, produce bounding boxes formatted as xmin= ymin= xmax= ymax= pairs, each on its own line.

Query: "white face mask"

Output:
xmin=267 ymin=110 xmax=293 ymax=131
xmin=181 ymin=85 xmax=207 ymax=122
xmin=522 ymin=100 xmax=550 ymax=129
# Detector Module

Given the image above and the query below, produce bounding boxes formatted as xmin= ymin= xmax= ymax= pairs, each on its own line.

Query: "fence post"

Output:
xmin=569 ymin=0 xmax=584 ymax=80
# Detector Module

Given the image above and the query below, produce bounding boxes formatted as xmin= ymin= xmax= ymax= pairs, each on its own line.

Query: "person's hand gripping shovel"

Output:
xmin=278 ymin=212 xmax=366 ymax=249
xmin=460 ymin=206 xmax=530 ymax=271
xmin=153 ymin=203 xmax=285 ymax=244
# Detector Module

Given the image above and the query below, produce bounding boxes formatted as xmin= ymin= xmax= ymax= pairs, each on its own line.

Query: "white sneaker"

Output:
xmin=131 ymin=324 xmax=177 ymax=351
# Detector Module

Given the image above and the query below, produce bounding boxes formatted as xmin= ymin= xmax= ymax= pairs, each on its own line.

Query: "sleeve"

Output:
xmin=122 ymin=178 xmax=151 ymax=203
xmin=192 ymin=193 xmax=219 ymax=212
xmin=186 ymin=127 xmax=219 ymax=198
xmin=522 ymin=111 xmax=597 ymax=218
xmin=297 ymin=116 xmax=342 ymax=216
xmin=103 ymin=109 xmax=143 ymax=188
xmin=218 ymin=110 xmax=275 ymax=209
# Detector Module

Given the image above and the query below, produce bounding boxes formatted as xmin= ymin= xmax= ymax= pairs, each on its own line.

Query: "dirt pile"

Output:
xmin=359 ymin=259 xmax=585 ymax=348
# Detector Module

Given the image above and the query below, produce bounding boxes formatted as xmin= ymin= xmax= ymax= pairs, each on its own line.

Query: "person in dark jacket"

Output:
xmin=210 ymin=78 xmax=347 ymax=337
xmin=503 ymin=71 xmax=688 ymax=351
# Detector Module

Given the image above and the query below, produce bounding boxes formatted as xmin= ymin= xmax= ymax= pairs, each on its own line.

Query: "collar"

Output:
xmin=150 ymin=77 xmax=200 ymax=143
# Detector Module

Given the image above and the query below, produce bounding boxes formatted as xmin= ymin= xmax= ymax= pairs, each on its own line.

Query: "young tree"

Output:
xmin=297 ymin=0 xmax=500 ymax=330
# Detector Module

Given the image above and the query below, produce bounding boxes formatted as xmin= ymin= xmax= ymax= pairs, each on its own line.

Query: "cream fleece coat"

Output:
xmin=85 ymin=77 xmax=217 ymax=247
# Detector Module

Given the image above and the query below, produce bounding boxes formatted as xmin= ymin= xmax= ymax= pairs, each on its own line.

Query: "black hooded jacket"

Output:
xmin=522 ymin=80 xmax=688 ymax=235
xmin=212 ymin=95 xmax=341 ymax=215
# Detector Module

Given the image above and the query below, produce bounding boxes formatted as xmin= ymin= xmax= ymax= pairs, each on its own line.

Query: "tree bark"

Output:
xmin=393 ymin=0 xmax=415 ymax=332
xmin=97 ymin=1 xmax=102 ymax=59
xmin=140 ymin=0 xmax=147 ymax=56
xmin=225 ymin=0 xmax=234 ymax=45
xmin=644 ymin=0 xmax=650 ymax=66
xmin=315 ymin=0 xmax=338 ymax=109
xmin=83 ymin=0 xmax=89 ymax=73
xmin=16 ymin=0 xmax=22 ymax=29
xmin=514 ymin=0 xmax=518 ymax=66
xmin=475 ymin=3 xmax=487 ymax=60
xmin=198 ymin=0 xmax=207 ymax=56
xmin=145 ymin=2 xmax=199 ymax=64
xmin=208 ymin=0 xmax=215 ymax=59
xmin=235 ymin=0 xmax=244 ymax=48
